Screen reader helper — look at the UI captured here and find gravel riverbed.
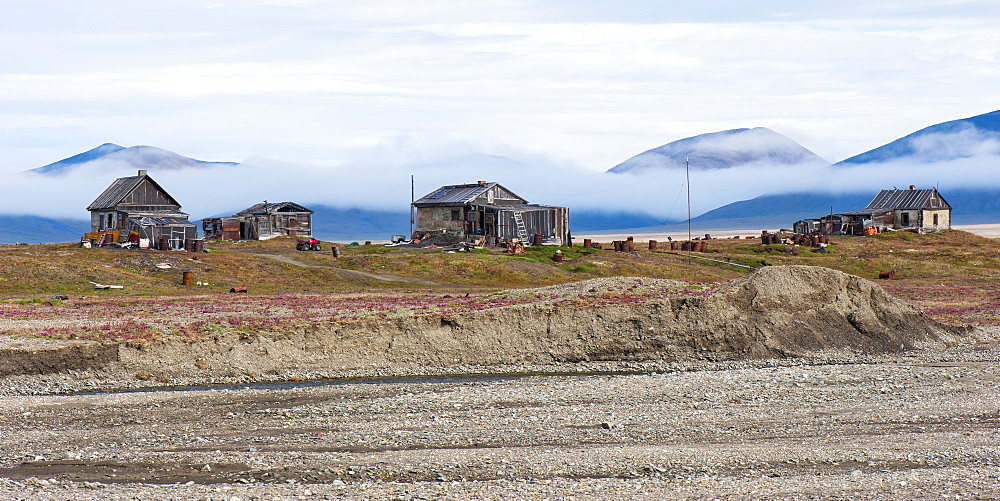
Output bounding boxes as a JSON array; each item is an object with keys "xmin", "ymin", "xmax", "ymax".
[{"xmin": 1, "ymin": 333, "xmax": 998, "ymax": 500}]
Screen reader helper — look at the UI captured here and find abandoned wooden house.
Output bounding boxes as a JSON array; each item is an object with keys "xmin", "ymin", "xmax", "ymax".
[
  {"xmin": 412, "ymin": 181, "xmax": 570, "ymax": 246},
  {"xmin": 202, "ymin": 201, "xmax": 314, "ymax": 241},
  {"xmin": 86, "ymin": 169, "xmax": 197, "ymax": 249},
  {"xmin": 794, "ymin": 186, "xmax": 952, "ymax": 235}
]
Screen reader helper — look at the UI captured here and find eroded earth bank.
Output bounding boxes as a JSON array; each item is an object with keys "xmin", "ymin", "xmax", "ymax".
[{"xmin": 1, "ymin": 265, "xmax": 998, "ymax": 499}]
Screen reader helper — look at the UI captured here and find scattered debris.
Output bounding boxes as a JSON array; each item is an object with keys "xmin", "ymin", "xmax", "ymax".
[
  {"xmin": 506, "ymin": 239, "xmax": 525, "ymax": 254},
  {"xmin": 89, "ymin": 281, "xmax": 124, "ymax": 290}
]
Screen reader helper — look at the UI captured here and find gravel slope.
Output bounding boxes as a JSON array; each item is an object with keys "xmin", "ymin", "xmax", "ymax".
[{"xmin": 0, "ymin": 336, "xmax": 997, "ymax": 500}]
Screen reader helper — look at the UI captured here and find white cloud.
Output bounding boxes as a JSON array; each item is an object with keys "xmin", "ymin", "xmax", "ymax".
[
  {"xmin": 5, "ymin": 135, "xmax": 999, "ymax": 227},
  {"xmin": 1, "ymin": 0, "xmax": 1000, "ymax": 218},
  {"xmin": 907, "ymin": 128, "xmax": 1000, "ymax": 160}
]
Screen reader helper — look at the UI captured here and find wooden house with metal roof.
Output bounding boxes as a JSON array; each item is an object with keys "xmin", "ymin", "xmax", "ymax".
[
  {"xmin": 794, "ymin": 186, "xmax": 951, "ymax": 235},
  {"xmin": 203, "ymin": 201, "xmax": 314, "ymax": 241},
  {"xmin": 86, "ymin": 169, "xmax": 197, "ymax": 249},
  {"xmin": 412, "ymin": 181, "xmax": 570, "ymax": 246}
]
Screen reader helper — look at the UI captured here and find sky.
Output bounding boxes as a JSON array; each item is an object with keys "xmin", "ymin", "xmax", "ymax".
[{"xmin": 2, "ymin": 0, "xmax": 999, "ymax": 220}]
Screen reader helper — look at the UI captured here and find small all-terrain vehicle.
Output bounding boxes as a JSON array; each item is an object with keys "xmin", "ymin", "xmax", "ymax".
[{"xmin": 296, "ymin": 238, "xmax": 322, "ymax": 251}]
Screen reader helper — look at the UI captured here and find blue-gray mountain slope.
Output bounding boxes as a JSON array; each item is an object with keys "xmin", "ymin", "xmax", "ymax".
[
  {"xmin": 0, "ymin": 216, "xmax": 90, "ymax": 244},
  {"xmin": 836, "ymin": 109, "xmax": 1000, "ymax": 165},
  {"xmin": 608, "ymin": 127, "xmax": 827, "ymax": 173},
  {"xmin": 29, "ymin": 143, "xmax": 239, "ymax": 175}
]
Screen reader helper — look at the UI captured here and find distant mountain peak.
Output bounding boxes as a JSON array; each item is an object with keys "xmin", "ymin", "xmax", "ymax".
[
  {"xmin": 836, "ymin": 109, "xmax": 1000, "ymax": 166},
  {"xmin": 608, "ymin": 127, "xmax": 827, "ymax": 174},
  {"xmin": 28, "ymin": 144, "xmax": 239, "ymax": 176}
]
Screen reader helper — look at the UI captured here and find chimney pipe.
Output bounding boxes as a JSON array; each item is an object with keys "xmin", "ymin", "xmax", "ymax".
[
  {"xmin": 138, "ymin": 170, "xmax": 148, "ymax": 176},
  {"xmin": 909, "ymin": 185, "xmax": 915, "ymax": 190},
  {"xmin": 477, "ymin": 180, "xmax": 486, "ymax": 184}
]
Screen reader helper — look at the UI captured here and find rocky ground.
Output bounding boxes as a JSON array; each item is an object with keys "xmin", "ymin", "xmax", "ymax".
[
  {"xmin": 0, "ymin": 334, "xmax": 998, "ymax": 500},
  {"xmin": 1, "ymin": 267, "xmax": 998, "ymax": 500}
]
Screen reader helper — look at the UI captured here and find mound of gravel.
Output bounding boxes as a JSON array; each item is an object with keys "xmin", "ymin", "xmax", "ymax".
[
  {"xmin": 0, "ymin": 266, "xmax": 975, "ymax": 379},
  {"xmin": 680, "ymin": 265, "xmax": 971, "ymax": 358}
]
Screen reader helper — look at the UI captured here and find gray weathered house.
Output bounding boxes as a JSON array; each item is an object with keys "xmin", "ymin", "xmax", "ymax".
[
  {"xmin": 413, "ymin": 181, "xmax": 570, "ymax": 246},
  {"xmin": 203, "ymin": 201, "xmax": 314, "ymax": 241},
  {"xmin": 794, "ymin": 186, "xmax": 952, "ymax": 235},
  {"xmin": 86, "ymin": 170, "xmax": 197, "ymax": 249}
]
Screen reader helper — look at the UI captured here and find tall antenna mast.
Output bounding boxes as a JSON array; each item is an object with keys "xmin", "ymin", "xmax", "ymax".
[
  {"xmin": 410, "ymin": 175, "xmax": 415, "ymax": 238},
  {"xmin": 686, "ymin": 157, "xmax": 692, "ymax": 245}
]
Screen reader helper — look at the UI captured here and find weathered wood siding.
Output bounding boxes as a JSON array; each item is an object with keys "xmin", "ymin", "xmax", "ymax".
[{"xmin": 117, "ymin": 179, "xmax": 180, "ymax": 210}]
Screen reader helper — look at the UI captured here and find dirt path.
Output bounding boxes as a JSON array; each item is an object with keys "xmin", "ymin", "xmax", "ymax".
[{"xmin": 255, "ymin": 253, "xmax": 458, "ymax": 286}]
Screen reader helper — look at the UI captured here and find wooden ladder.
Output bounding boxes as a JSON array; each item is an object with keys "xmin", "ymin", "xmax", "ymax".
[{"xmin": 512, "ymin": 212, "xmax": 529, "ymax": 243}]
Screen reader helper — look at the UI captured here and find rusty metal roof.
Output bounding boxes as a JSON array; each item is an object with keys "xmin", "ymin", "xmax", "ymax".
[
  {"xmin": 480, "ymin": 203, "xmax": 564, "ymax": 211},
  {"xmin": 865, "ymin": 189, "xmax": 951, "ymax": 210},
  {"xmin": 87, "ymin": 176, "xmax": 144, "ymax": 211},
  {"xmin": 839, "ymin": 208, "xmax": 893, "ymax": 217},
  {"xmin": 413, "ymin": 182, "xmax": 533, "ymax": 206},
  {"xmin": 236, "ymin": 201, "xmax": 313, "ymax": 215},
  {"xmin": 414, "ymin": 182, "xmax": 498, "ymax": 205},
  {"xmin": 86, "ymin": 173, "xmax": 181, "ymax": 211}
]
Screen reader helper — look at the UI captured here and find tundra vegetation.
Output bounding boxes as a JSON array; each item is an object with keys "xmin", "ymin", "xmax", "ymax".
[{"xmin": 0, "ymin": 230, "xmax": 998, "ymax": 343}]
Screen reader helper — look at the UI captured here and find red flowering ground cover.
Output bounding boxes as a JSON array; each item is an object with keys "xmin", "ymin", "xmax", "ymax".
[
  {"xmin": 1, "ymin": 278, "xmax": 719, "ymax": 342},
  {"xmin": 882, "ymin": 279, "xmax": 1000, "ymax": 327}
]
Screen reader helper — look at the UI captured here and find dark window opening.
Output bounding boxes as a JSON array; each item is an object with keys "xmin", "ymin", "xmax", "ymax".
[
  {"xmin": 933, "ymin": 214, "xmax": 939, "ymax": 225},
  {"xmin": 451, "ymin": 210, "xmax": 460, "ymax": 221},
  {"xmin": 901, "ymin": 213, "xmax": 910, "ymax": 226}
]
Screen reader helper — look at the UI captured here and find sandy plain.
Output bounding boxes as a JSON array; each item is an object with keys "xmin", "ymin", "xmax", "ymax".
[{"xmin": 575, "ymin": 223, "xmax": 1000, "ymax": 242}]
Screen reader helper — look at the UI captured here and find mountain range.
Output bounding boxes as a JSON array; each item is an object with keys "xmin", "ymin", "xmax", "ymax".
[
  {"xmin": 30, "ymin": 143, "xmax": 238, "ymax": 175},
  {"xmin": 836, "ymin": 110, "xmax": 1000, "ymax": 166},
  {"xmin": 608, "ymin": 127, "xmax": 827, "ymax": 173},
  {"xmin": 2, "ymin": 109, "xmax": 999, "ymax": 243}
]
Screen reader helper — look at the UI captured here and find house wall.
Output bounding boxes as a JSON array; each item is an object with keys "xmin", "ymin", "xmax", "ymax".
[
  {"xmin": 921, "ymin": 209, "xmax": 951, "ymax": 230},
  {"xmin": 258, "ymin": 213, "xmax": 312, "ymax": 239},
  {"xmin": 126, "ymin": 222, "xmax": 196, "ymax": 250},
  {"xmin": 416, "ymin": 206, "xmax": 466, "ymax": 233},
  {"xmin": 90, "ymin": 211, "xmax": 128, "ymax": 232},
  {"xmin": 205, "ymin": 212, "xmax": 313, "ymax": 241},
  {"xmin": 496, "ymin": 208, "xmax": 569, "ymax": 246},
  {"xmin": 892, "ymin": 209, "xmax": 919, "ymax": 228},
  {"xmin": 417, "ymin": 204, "xmax": 569, "ymax": 245}
]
